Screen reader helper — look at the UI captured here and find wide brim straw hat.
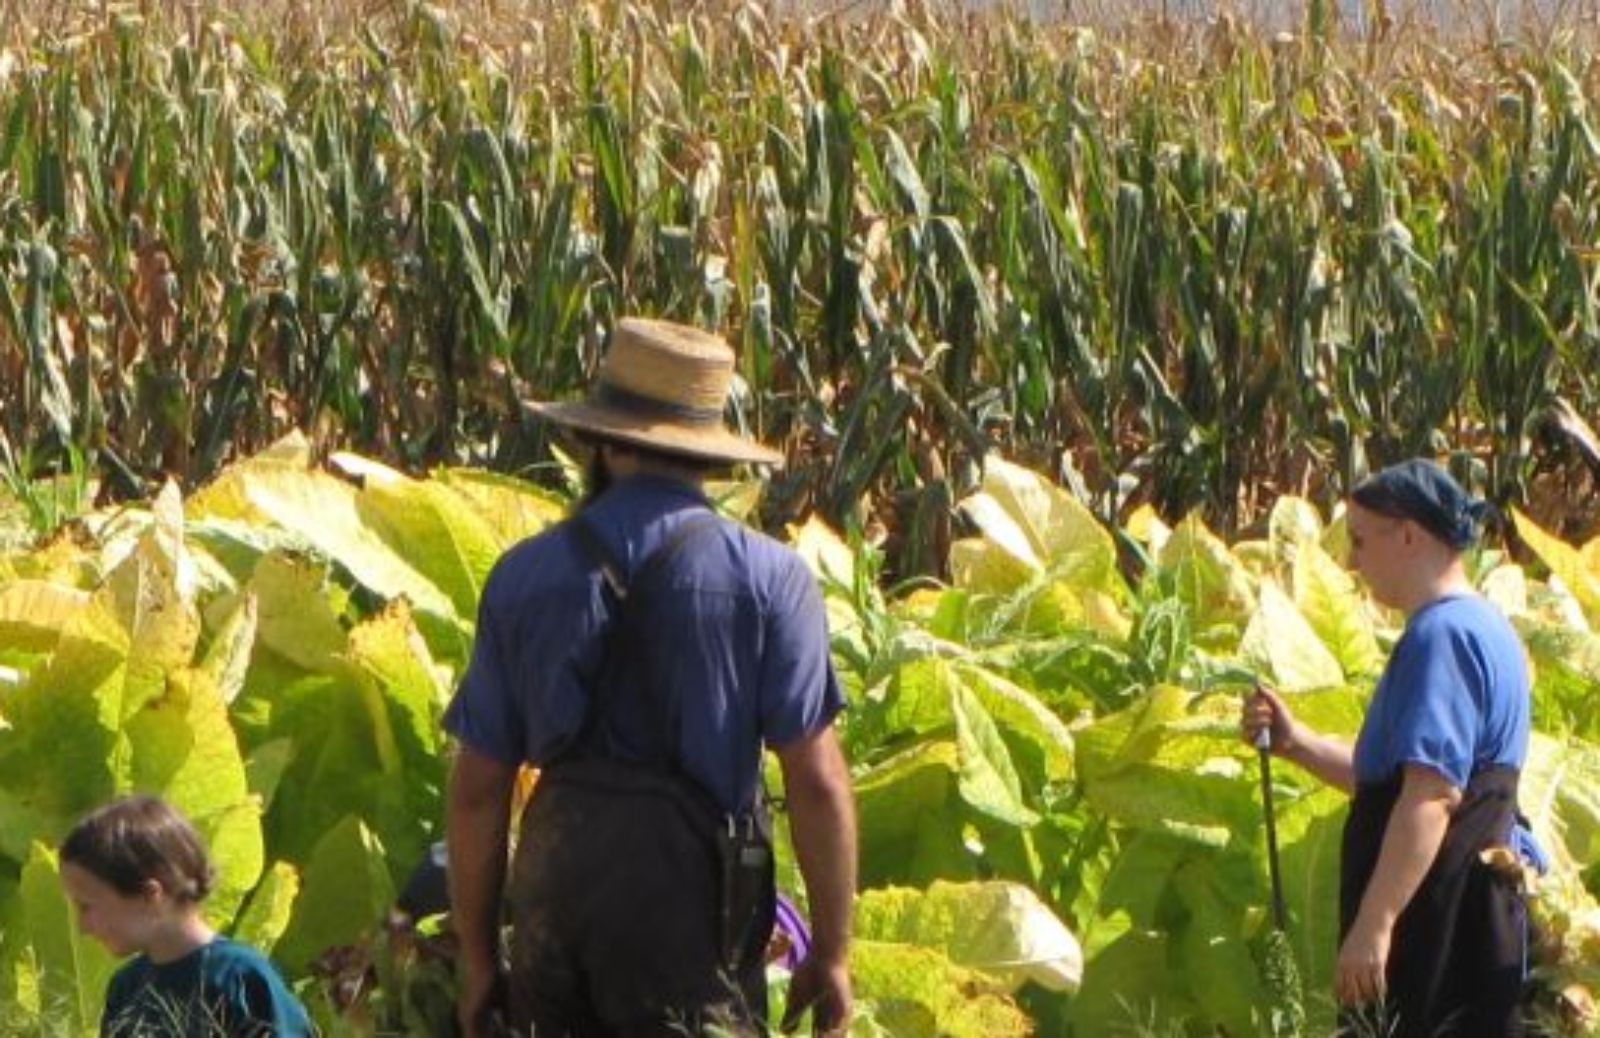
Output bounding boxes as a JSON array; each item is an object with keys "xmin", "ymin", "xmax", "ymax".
[{"xmin": 524, "ymin": 318, "xmax": 785, "ymax": 467}]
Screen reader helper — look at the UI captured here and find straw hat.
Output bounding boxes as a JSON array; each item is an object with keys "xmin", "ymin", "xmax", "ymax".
[{"xmin": 524, "ymin": 318, "xmax": 784, "ymax": 467}]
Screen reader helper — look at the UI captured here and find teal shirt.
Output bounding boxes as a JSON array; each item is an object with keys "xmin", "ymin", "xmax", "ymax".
[{"xmin": 101, "ymin": 937, "xmax": 312, "ymax": 1037}]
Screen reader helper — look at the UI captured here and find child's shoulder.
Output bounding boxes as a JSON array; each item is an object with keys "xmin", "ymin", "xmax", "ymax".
[
  {"xmin": 203, "ymin": 938, "xmax": 313, "ymax": 1032},
  {"xmin": 203, "ymin": 937, "xmax": 286, "ymax": 980}
]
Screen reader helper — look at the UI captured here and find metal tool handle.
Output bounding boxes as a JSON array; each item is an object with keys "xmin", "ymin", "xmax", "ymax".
[{"xmin": 1256, "ymin": 717, "xmax": 1288, "ymax": 932}]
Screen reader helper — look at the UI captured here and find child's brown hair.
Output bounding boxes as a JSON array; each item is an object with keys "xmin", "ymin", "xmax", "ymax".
[{"xmin": 61, "ymin": 795, "xmax": 215, "ymax": 903}]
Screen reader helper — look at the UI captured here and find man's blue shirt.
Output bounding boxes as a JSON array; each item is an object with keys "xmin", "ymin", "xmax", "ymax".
[
  {"xmin": 443, "ymin": 474, "xmax": 845, "ymax": 813},
  {"xmin": 1353, "ymin": 594, "xmax": 1530, "ymax": 789}
]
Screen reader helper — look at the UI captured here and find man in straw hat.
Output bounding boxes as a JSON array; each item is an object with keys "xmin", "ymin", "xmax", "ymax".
[{"xmin": 445, "ymin": 318, "xmax": 856, "ymax": 1037}]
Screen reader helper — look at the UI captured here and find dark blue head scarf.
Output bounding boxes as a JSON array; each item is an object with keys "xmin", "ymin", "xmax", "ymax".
[{"xmin": 1350, "ymin": 459, "xmax": 1491, "ymax": 551}]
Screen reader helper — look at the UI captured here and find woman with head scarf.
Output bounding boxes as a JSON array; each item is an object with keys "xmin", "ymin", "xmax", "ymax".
[{"xmin": 1241, "ymin": 458, "xmax": 1533, "ymax": 1036}]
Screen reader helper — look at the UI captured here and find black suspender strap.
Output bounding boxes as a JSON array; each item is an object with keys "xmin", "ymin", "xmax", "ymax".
[{"xmin": 567, "ymin": 510, "xmax": 723, "ymax": 770}]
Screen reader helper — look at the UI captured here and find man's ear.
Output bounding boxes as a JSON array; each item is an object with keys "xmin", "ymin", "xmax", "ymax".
[{"xmin": 140, "ymin": 878, "xmax": 165, "ymax": 903}]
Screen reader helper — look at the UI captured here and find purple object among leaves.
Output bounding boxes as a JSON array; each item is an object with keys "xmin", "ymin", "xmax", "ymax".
[{"xmin": 772, "ymin": 894, "xmax": 811, "ymax": 970}]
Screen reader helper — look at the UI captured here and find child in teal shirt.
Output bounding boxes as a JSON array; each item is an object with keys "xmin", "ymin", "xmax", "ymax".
[{"xmin": 60, "ymin": 795, "xmax": 312, "ymax": 1037}]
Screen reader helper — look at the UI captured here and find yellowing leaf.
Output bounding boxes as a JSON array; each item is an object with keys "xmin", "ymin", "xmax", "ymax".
[
  {"xmin": 124, "ymin": 665, "xmax": 262, "ymax": 920},
  {"xmin": 0, "ymin": 580, "xmax": 90, "ymax": 653},
  {"xmin": 973, "ymin": 457, "xmax": 1116, "ymax": 578},
  {"xmin": 199, "ymin": 462, "xmax": 459, "ymax": 625},
  {"xmin": 1240, "ymin": 582, "xmax": 1346, "ymax": 692},
  {"xmin": 1268, "ymin": 495, "xmax": 1323, "ymax": 573},
  {"xmin": 358, "ymin": 477, "xmax": 504, "ymax": 619},
  {"xmin": 232, "ymin": 861, "xmax": 300, "ymax": 954},
  {"xmin": 855, "ymin": 880, "xmax": 1083, "ymax": 993},
  {"xmin": 1514, "ymin": 509, "xmax": 1600, "ymax": 627},
  {"xmin": 850, "ymin": 939, "xmax": 1033, "ymax": 1038},
  {"xmin": 1159, "ymin": 515, "xmax": 1257, "ymax": 630},
  {"xmin": 1294, "ymin": 542, "xmax": 1383, "ymax": 681},
  {"xmin": 792, "ymin": 514, "xmax": 856, "ymax": 588},
  {"xmin": 433, "ymin": 468, "xmax": 565, "ymax": 546},
  {"xmin": 242, "ymin": 553, "xmax": 348, "ymax": 673}
]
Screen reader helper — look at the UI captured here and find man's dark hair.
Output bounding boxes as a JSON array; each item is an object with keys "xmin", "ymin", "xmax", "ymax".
[
  {"xmin": 579, "ymin": 435, "xmax": 724, "ymax": 507},
  {"xmin": 61, "ymin": 795, "xmax": 215, "ymax": 903}
]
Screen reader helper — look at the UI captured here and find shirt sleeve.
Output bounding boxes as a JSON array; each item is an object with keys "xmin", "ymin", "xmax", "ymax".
[
  {"xmin": 442, "ymin": 571, "xmax": 526, "ymax": 766},
  {"xmin": 1381, "ymin": 623, "xmax": 1483, "ymax": 789},
  {"xmin": 758, "ymin": 554, "xmax": 846, "ymax": 749}
]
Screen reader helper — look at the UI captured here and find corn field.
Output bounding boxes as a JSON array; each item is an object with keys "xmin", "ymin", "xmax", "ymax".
[{"xmin": 2, "ymin": 0, "xmax": 1599, "ymax": 574}]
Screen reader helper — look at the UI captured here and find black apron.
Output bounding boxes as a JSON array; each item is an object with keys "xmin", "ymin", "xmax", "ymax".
[{"xmin": 1338, "ymin": 766, "xmax": 1527, "ymax": 1037}]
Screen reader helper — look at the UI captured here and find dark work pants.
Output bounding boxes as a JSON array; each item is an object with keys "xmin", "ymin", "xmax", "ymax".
[{"xmin": 505, "ymin": 768, "xmax": 769, "ymax": 1038}]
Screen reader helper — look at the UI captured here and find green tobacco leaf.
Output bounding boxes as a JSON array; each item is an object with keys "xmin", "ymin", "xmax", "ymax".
[
  {"xmin": 850, "ymin": 939, "xmax": 1033, "ymax": 1038},
  {"xmin": 1239, "ymin": 582, "xmax": 1345, "ymax": 692},
  {"xmin": 232, "ymin": 861, "xmax": 301, "ymax": 955},
  {"xmin": 259, "ymin": 666, "xmax": 431, "ymax": 880},
  {"xmin": 1076, "ymin": 687, "xmax": 1260, "ymax": 846},
  {"xmin": 853, "ymin": 741, "xmax": 975, "ymax": 887},
  {"xmin": 1276, "ymin": 788, "xmax": 1347, "ymax": 1031},
  {"xmin": 1294, "ymin": 543, "xmax": 1384, "ymax": 682},
  {"xmin": 124, "ymin": 666, "xmax": 263, "ymax": 920},
  {"xmin": 881, "ymin": 658, "xmax": 1071, "ymax": 825},
  {"xmin": 951, "ymin": 681, "xmax": 1037, "ymax": 827},
  {"xmin": 855, "ymin": 880, "xmax": 1082, "ymax": 992},
  {"xmin": 1075, "ymin": 684, "xmax": 1190, "ymax": 786},
  {"xmin": 345, "ymin": 601, "xmax": 449, "ymax": 753},
  {"xmin": 20, "ymin": 842, "xmax": 117, "ymax": 1033},
  {"xmin": 1068, "ymin": 928, "xmax": 1194, "ymax": 1033},
  {"xmin": 1519, "ymin": 616, "xmax": 1600, "ymax": 737},
  {"xmin": 1171, "ymin": 853, "xmax": 1267, "ymax": 1034},
  {"xmin": 953, "ymin": 661, "xmax": 1074, "ymax": 789},
  {"xmin": 201, "ymin": 592, "xmax": 259, "ymax": 706},
  {"xmin": 0, "ymin": 580, "xmax": 90, "ymax": 653},
  {"xmin": 275, "ymin": 815, "xmax": 395, "ymax": 974},
  {"xmin": 342, "ymin": 601, "xmax": 449, "ymax": 844},
  {"xmin": 0, "ymin": 599, "xmax": 128, "ymax": 860},
  {"xmin": 0, "ymin": 878, "xmax": 42, "ymax": 1023},
  {"xmin": 244, "ymin": 738, "xmax": 295, "ymax": 815},
  {"xmin": 1092, "ymin": 833, "xmax": 1184, "ymax": 946}
]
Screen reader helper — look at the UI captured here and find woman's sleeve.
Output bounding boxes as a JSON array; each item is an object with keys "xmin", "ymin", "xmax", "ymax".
[{"xmin": 1380, "ymin": 623, "xmax": 1483, "ymax": 790}]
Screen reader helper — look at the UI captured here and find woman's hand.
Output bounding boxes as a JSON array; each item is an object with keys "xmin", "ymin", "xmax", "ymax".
[
  {"xmin": 1240, "ymin": 686, "xmax": 1299, "ymax": 757},
  {"xmin": 1335, "ymin": 913, "xmax": 1392, "ymax": 1007}
]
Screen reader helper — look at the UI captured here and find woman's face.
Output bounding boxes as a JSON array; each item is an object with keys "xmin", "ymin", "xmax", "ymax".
[{"xmin": 1346, "ymin": 503, "xmax": 1414, "ymax": 610}]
